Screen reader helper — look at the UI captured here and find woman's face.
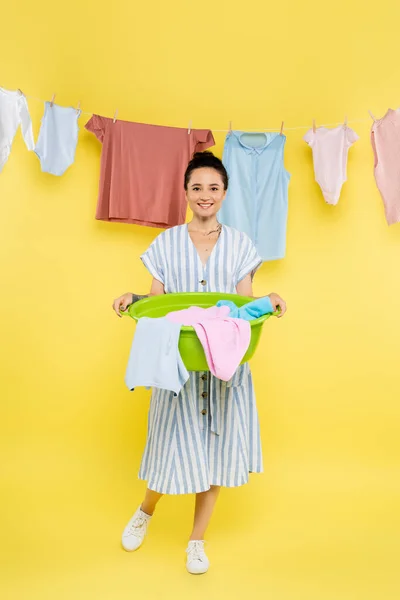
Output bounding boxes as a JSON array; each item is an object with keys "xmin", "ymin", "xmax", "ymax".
[{"xmin": 186, "ymin": 168, "xmax": 227, "ymax": 219}]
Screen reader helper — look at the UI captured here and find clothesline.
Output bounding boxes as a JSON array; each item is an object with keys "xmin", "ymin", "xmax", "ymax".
[
  {"xmin": 26, "ymin": 95, "xmax": 93, "ymax": 118},
  {"xmin": 22, "ymin": 91, "xmax": 373, "ymax": 132},
  {"xmin": 212, "ymin": 119, "xmax": 370, "ymax": 132},
  {"xmin": 3, "ymin": 83, "xmax": 397, "ymax": 232}
]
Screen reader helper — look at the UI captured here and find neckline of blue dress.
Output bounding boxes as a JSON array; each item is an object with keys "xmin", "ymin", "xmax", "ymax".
[{"xmin": 232, "ymin": 130, "xmax": 281, "ymax": 154}]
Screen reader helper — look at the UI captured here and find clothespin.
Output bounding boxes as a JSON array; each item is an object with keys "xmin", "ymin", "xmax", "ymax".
[
  {"xmin": 188, "ymin": 120, "xmax": 192, "ymax": 135},
  {"xmin": 280, "ymin": 121, "xmax": 284, "ymax": 136},
  {"xmin": 344, "ymin": 115, "xmax": 348, "ymax": 128},
  {"xmin": 229, "ymin": 121, "xmax": 233, "ymax": 133},
  {"xmin": 312, "ymin": 119, "xmax": 316, "ymax": 133},
  {"xmin": 76, "ymin": 101, "xmax": 81, "ymax": 114},
  {"xmin": 368, "ymin": 110, "xmax": 376, "ymax": 122},
  {"xmin": 17, "ymin": 88, "xmax": 23, "ymax": 96},
  {"xmin": 113, "ymin": 109, "xmax": 118, "ymax": 123},
  {"xmin": 50, "ymin": 94, "xmax": 56, "ymax": 107}
]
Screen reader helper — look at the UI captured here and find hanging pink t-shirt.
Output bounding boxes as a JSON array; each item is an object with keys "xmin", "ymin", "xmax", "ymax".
[{"xmin": 85, "ymin": 115, "xmax": 215, "ymax": 228}]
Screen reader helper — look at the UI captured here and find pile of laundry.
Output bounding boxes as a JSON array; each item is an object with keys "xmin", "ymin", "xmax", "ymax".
[{"xmin": 125, "ymin": 297, "xmax": 273, "ymax": 394}]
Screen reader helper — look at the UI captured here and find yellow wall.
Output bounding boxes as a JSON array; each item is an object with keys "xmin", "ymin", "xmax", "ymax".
[{"xmin": 1, "ymin": 1, "xmax": 399, "ymax": 599}]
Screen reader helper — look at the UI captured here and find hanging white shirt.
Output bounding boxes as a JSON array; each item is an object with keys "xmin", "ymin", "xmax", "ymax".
[{"xmin": 0, "ymin": 88, "xmax": 34, "ymax": 172}]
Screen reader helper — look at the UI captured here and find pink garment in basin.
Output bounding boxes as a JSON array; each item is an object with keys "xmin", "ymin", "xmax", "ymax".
[{"xmin": 166, "ymin": 306, "xmax": 251, "ymax": 381}]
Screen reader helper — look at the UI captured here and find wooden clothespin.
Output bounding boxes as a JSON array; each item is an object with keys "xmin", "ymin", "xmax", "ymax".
[
  {"xmin": 368, "ymin": 110, "xmax": 376, "ymax": 122},
  {"xmin": 312, "ymin": 119, "xmax": 316, "ymax": 133},
  {"xmin": 17, "ymin": 88, "xmax": 23, "ymax": 96},
  {"xmin": 229, "ymin": 121, "xmax": 233, "ymax": 133},
  {"xmin": 113, "ymin": 109, "xmax": 118, "ymax": 123},
  {"xmin": 76, "ymin": 101, "xmax": 81, "ymax": 114},
  {"xmin": 344, "ymin": 115, "xmax": 348, "ymax": 128},
  {"xmin": 50, "ymin": 94, "xmax": 56, "ymax": 107},
  {"xmin": 188, "ymin": 120, "xmax": 192, "ymax": 135},
  {"xmin": 280, "ymin": 121, "xmax": 284, "ymax": 136}
]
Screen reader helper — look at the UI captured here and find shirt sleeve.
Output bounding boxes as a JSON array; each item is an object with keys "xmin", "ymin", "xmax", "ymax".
[
  {"xmin": 85, "ymin": 114, "xmax": 105, "ymax": 143},
  {"xmin": 346, "ymin": 127, "xmax": 359, "ymax": 146},
  {"xmin": 236, "ymin": 233, "xmax": 263, "ymax": 283},
  {"xmin": 194, "ymin": 129, "xmax": 215, "ymax": 151},
  {"xmin": 18, "ymin": 96, "xmax": 35, "ymax": 150},
  {"xmin": 303, "ymin": 128, "xmax": 314, "ymax": 146},
  {"xmin": 140, "ymin": 234, "xmax": 165, "ymax": 284}
]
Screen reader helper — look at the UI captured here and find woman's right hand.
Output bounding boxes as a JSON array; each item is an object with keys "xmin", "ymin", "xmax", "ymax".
[{"xmin": 112, "ymin": 293, "xmax": 133, "ymax": 318}]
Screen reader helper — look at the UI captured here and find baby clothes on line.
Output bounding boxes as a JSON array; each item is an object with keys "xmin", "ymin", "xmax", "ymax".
[
  {"xmin": 85, "ymin": 115, "xmax": 215, "ymax": 228},
  {"xmin": 35, "ymin": 102, "xmax": 81, "ymax": 176},
  {"xmin": 218, "ymin": 131, "xmax": 290, "ymax": 262},
  {"xmin": 0, "ymin": 87, "xmax": 34, "ymax": 172},
  {"xmin": 371, "ymin": 109, "xmax": 400, "ymax": 225},
  {"xmin": 167, "ymin": 305, "xmax": 250, "ymax": 381},
  {"xmin": 125, "ymin": 317, "xmax": 189, "ymax": 396},
  {"xmin": 304, "ymin": 125, "xmax": 358, "ymax": 205},
  {"xmin": 216, "ymin": 296, "xmax": 273, "ymax": 321}
]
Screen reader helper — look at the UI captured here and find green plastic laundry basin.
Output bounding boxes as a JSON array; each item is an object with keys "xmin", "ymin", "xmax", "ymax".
[{"xmin": 122, "ymin": 292, "xmax": 275, "ymax": 372}]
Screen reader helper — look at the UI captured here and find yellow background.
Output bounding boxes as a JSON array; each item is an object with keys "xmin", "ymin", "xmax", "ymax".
[{"xmin": 1, "ymin": 1, "xmax": 399, "ymax": 598}]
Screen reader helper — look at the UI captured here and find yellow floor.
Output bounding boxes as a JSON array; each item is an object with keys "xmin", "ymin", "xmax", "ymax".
[{"xmin": 2, "ymin": 399, "xmax": 399, "ymax": 600}]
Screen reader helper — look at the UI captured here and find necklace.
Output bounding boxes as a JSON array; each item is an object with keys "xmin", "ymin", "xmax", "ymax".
[
  {"xmin": 188, "ymin": 223, "xmax": 222, "ymax": 255},
  {"xmin": 188, "ymin": 223, "xmax": 222, "ymax": 237}
]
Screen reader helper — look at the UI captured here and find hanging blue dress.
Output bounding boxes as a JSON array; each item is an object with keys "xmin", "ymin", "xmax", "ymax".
[{"xmin": 219, "ymin": 131, "xmax": 291, "ymax": 261}]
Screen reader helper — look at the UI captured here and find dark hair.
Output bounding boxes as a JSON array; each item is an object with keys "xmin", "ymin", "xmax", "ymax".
[{"xmin": 184, "ymin": 151, "xmax": 229, "ymax": 191}]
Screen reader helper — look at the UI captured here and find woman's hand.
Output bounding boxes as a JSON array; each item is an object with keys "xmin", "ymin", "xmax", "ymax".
[
  {"xmin": 112, "ymin": 293, "xmax": 134, "ymax": 318},
  {"xmin": 268, "ymin": 293, "xmax": 287, "ymax": 318},
  {"xmin": 112, "ymin": 280, "xmax": 164, "ymax": 318}
]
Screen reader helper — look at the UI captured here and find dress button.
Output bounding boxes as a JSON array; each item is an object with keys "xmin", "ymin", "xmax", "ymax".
[
  {"xmin": 200, "ymin": 280, "xmax": 207, "ymax": 286},
  {"xmin": 201, "ymin": 392, "xmax": 208, "ymax": 398},
  {"xmin": 201, "ymin": 374, "xmax": 207, "ymax": 381},
  {"xmin": 201, "ymin": 409, "xmax": 207, "ymax": 415}
]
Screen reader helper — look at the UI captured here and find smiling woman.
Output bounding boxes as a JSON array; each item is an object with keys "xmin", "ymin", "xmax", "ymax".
[
  {"xmin": 111, "ymin": 150, "xmax": 287, "ymax": 575},
  {"xmin": 182, "ymin": 153, "xmax": 285, "ymax": 302},
  {"xmin": 185, "ymin": 152, "xmax": 228, "ymax": 264},
  {"xmin": 185, "ymin": 152, "xmax": 228, "ymax": 265}
]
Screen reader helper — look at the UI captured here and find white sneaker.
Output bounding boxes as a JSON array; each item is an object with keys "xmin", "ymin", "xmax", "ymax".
[
  {"xmin": 121, "ymin": 506, "xmax": 152, "ymax": 551},
  {"xmin": 186, "ymin": 540, "xmax": 209, "ymax": 574}
]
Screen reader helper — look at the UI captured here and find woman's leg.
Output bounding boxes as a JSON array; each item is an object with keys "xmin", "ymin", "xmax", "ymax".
[
  {"xmin": 141, "ymin": 488, "xmax": 163, "ymax": 516},
  {"xmin": 189, "ymin": 485, "xmax": 221, "ymax": 540},
  {"xmin": 122, "ymin": 488, "xmax": 162, "ymax": 551}
]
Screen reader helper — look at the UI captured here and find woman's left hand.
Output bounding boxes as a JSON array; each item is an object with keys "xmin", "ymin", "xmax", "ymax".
[{"xmin": 268, "ymin": 293, "xmax": 287, "ymax": 318}]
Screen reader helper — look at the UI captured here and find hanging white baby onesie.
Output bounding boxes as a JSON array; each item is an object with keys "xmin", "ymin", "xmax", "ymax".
[
  {"xmin": 304, "ymin": 125, "xmax": 358, "ymax": 205},
  {"xmin": 0, "ymin": 88, "xmax": 34, "ymax": 172},
  {"xmin": 35, "ymin": 102, "xmax": 81, "ymax": 176}
]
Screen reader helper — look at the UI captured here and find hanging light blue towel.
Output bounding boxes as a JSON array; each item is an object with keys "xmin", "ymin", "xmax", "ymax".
[
  {"xmin": 125, "ymin": 317, "xmax": 189, "ymax": 396},
  {"xmin": 216, "ymin": 296, "xmax": 273, "ymax": 321}
]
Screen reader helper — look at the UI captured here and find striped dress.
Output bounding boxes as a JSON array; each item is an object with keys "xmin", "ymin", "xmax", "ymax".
[{"xmin": 139, "ymin": 224, "xmax": 263, "ymax": 494}]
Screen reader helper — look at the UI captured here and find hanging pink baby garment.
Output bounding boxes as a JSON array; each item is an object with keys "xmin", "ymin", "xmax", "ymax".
[
  {"xmin": 304, "ymin": 125, "xmax": 358, "ymax": 205},
  {"xmin": 371, "ymin": 109, "xmax": 400, "ymax": 225},
  {"xmin": 166, "ymin": 306, "xmax": 250, "ymax": 381}
]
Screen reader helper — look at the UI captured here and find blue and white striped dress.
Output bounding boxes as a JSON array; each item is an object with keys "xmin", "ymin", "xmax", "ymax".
[{"xmin": 139, "ymin": 224, "xmax": 263, "ymax": 494}]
